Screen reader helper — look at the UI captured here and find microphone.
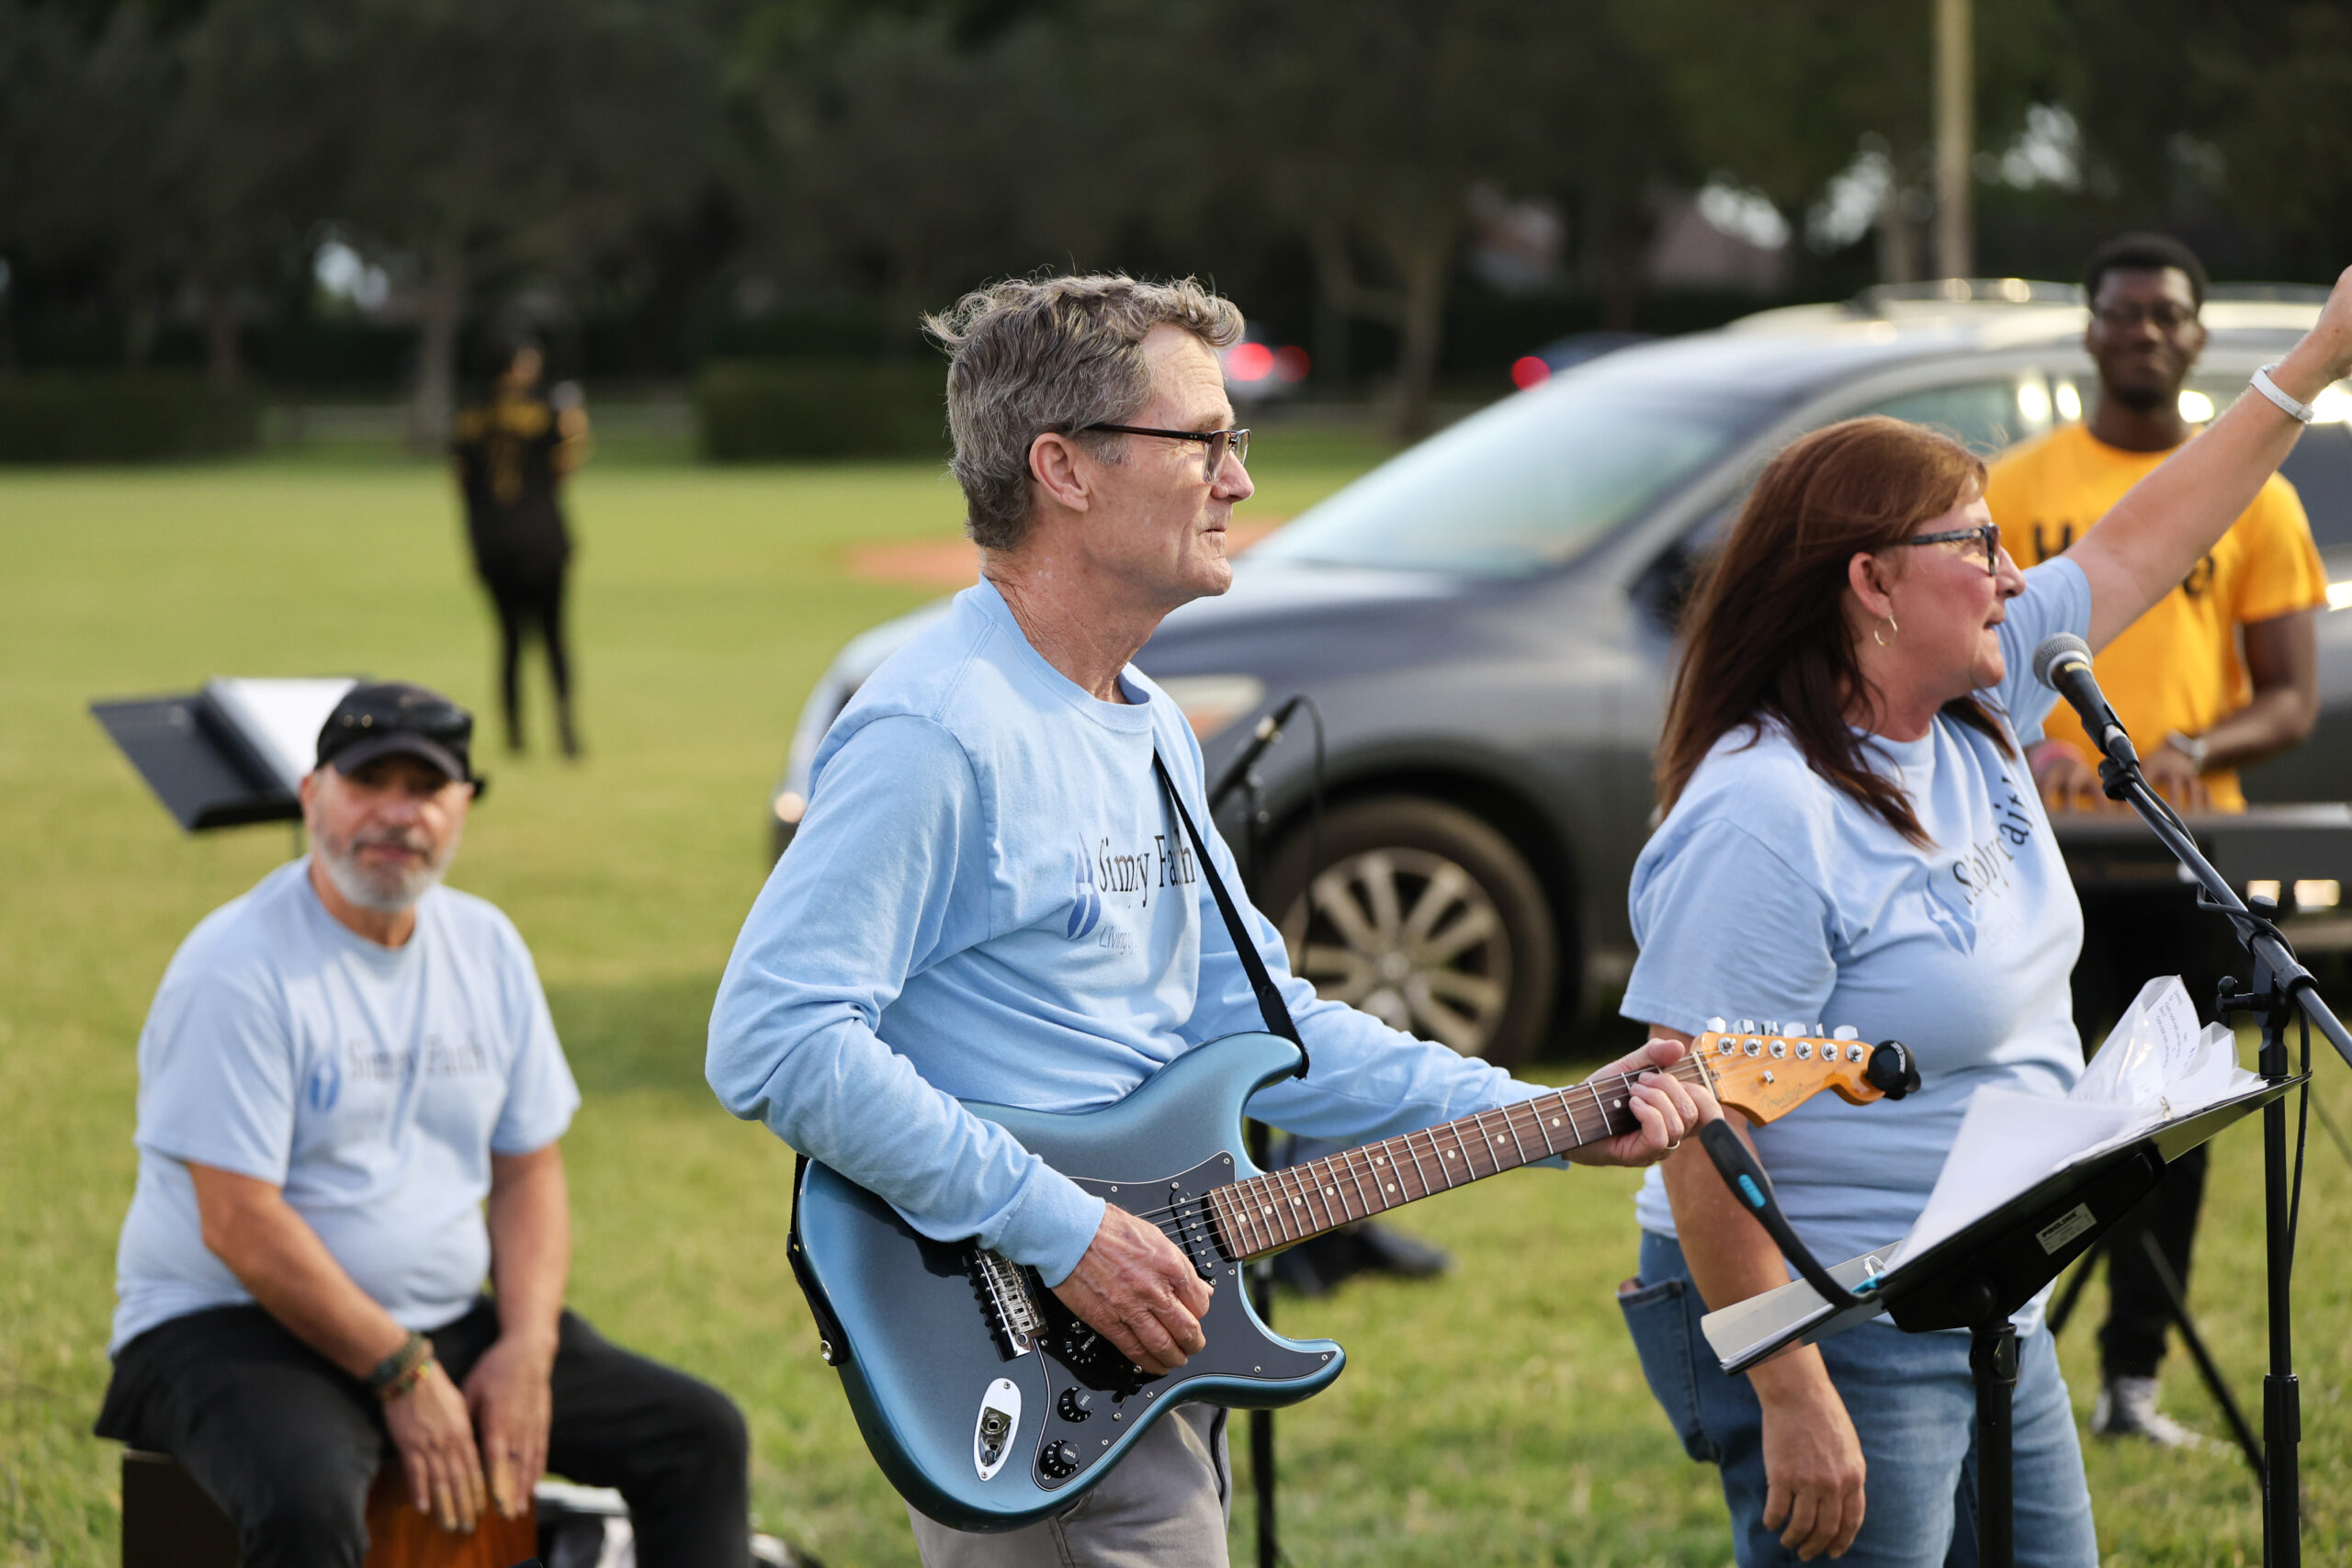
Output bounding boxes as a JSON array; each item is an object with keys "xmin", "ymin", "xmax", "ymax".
[
  {"xmin": 1207, "ymin": 694, "xmax": 1306, "ymax": 810},
  {"xmin": 2030, "ymin": 633, "xmax": 2139, "ymax": 769}
]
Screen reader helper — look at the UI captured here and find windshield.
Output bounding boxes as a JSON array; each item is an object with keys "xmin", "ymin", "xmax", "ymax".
[{"xmin": 1252, "ymin": 379, "xmax": 1772, "ymax": 577}]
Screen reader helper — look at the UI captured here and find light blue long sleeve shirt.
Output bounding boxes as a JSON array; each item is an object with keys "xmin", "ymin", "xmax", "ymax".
[{"xmin": 707, "ymin": 579, "xmax": 1557, "ymax": 1285}]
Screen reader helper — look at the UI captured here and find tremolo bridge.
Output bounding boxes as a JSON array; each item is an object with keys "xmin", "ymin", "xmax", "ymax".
[{"xmin": 970, "ymin": 1247, "xmax": 1046, "ymax": 1358}]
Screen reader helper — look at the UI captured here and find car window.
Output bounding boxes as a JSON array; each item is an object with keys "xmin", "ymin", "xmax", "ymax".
[
  {"xmin": 2279, "ymin": 420, "xmax": 2352, "ymax": 551},
  {"xmin": 1854, "ymin": 377, "xmax": 2058, "ymax": 457},
  {"xmin": 1251, "ymin": 383, "xmax": 1770, "ymax": 578}
]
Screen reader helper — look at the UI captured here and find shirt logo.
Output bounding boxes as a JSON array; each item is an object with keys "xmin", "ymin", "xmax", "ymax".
[
  {"xmin": 1067, "ymin": 847, "xmax": 1102, "ymax": 940},
  {"xmin": 307, "ymin": 1054, "xmax": 343, "ymax": 1112}
]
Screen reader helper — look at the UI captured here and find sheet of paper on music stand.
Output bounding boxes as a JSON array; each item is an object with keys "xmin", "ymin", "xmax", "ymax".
[
  {"xmin": 1703, "ymin": 976, "xmax": 2266, "ymax": 1365},
  {"xmin": 202, "ymin": 678, "xmax": 355, "ymax": 792},
  {"xmin": 1886, "ymin": 978, "xmax": 2256, "ymax": 1269}
]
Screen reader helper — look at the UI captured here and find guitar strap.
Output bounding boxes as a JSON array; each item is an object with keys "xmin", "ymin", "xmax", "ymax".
[
  {"xmin": 783, "ymin": 746, "xmax": 1313, "ymax": 1366},
  {"xmin": 1152, "ymin": 749, "xmax": 1309, "ymax": 1078}
]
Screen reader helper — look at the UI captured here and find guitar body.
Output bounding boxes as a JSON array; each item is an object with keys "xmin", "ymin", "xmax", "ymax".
[{"xmin": 793, "ymin": 1032, "xmax": 1343, "ymax": 1533}]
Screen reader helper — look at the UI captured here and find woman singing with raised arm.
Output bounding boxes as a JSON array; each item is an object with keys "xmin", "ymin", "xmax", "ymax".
[{"xmin": 1616, "ymin": 269, "xmax": 2352, "ymax": 1567}]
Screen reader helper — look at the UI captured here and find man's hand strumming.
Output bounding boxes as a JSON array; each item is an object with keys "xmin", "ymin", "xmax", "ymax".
[
  {"xmin": 1051, "ymin": 1203, "xmax": 1215, "ymax": 1375},
  {"xmin": 384, "ymin": 1359, "xmax": 488, "ymax": 1533}
]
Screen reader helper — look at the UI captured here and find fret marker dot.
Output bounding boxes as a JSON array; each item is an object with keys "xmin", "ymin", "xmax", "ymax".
[
  {"xmin": 1550, "ymin": 1118, "xmax": 1559, "ymax": 1127},
  {"xmin": 1385, "ymin": 1183, "xmax": 1396, "ymax": 1193},
  {"xmin": 1613, "ymin": 1099, "xmax": 1624, "ymax": 1109},
  {"xmin": 1444, "ymin": 1151, "xmax": 1455, "ymax": 1160}
]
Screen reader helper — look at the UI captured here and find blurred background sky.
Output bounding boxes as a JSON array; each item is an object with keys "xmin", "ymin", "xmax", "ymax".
[{"xmin": 2, "ymin": 0, "xmax": 2348, "ymax": 453}]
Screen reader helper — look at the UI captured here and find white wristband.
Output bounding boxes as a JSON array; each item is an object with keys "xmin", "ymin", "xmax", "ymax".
[{"xmin": 2250, "ymin": 365, "xmax": 2315, "ymax": 424}]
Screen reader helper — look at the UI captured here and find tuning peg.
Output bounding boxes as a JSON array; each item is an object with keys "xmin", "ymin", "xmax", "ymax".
[
  {"xmin": 1811, "ymin": 1024, "xmax": 1827, "ymax": 1039},
  {"xmin": 1735, "ymin": 1018, "xmax": 1758, "ymax": 1035},
  {"xmin": 1705, "ymin": 1016, "xmax": 1727, "ymax": 1032},
  {"xmin": 1833, "ymin": 1025, "xmax": 1859, "ymax": 1041}
]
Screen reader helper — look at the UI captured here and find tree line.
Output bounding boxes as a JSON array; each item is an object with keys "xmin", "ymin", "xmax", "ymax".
[{"xmin": 3, "ymin": 0, "xmax": 2346, "ymax": 439}]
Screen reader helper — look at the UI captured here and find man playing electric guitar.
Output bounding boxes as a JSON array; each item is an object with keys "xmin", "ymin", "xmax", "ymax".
[{"xmin": 707, "ymin": 273, "xmax": 1712, "ymax": 1566}]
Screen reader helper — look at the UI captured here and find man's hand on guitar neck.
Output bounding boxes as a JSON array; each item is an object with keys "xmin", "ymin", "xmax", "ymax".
[
  {"xmin": 1564, "ymin": 1036, "xmax": 1718, "ymax": 1168},
  {"xmin": 1052, "ymin": 1204, "xmax": 1215, "ymax": 1376}
]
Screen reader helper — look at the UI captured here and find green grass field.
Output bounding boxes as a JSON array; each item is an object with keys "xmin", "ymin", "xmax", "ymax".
[{"xmin": 4, "ymin": 435, "xmax": 2350, "ymax": 1566}]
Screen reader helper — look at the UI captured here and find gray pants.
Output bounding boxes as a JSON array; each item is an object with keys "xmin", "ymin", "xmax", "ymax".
[{"xmin": 909, "ymin": 1404, "xmax": 1230, "ymax": 1567}]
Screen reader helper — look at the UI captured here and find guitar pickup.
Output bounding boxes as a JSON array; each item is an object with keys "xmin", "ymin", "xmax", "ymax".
[{"xmin": 970, "ymin": 1247, "xmax": 1046, "ymax": 1359}]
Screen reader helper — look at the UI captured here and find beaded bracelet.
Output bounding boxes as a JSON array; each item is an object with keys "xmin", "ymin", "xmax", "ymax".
[
  {"xmin": 379, "ymin": 1354, "xmax": 437, "ymax": 1403},
  {"xmin": 368, "ymin": 1330, "xmax": 433, "ymax": 1401}
]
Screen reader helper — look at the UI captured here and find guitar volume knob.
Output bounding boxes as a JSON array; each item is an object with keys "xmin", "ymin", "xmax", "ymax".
[
  {"xmin": 1039, "ymin": 1440, "xmax": 1080, "ymax": 1479},
  {"xmin": 1057, "ymin": 1388, "xmax": 1093, "ymax": 1422}
]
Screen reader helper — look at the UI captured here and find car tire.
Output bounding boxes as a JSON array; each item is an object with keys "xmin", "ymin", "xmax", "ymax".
[{"xmin": 1261, "ymin": 796, "xmax": 1558, "ymax": 1069}]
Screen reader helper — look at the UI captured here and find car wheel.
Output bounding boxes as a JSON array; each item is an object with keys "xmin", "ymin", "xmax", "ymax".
[{"xmin": 1262, "ymin": 796, "xmax": 1558, "ymax": 1069}]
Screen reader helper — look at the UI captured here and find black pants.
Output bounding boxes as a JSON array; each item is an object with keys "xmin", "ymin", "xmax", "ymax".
[
  {"xmin": 96, "ymin": 1300, "xmax": 749, "ymax": 1568},
  {"xmin": 485, "ymin": 569, "xmax": 574, "ymax": 752},
  {"xmin": 2073, "ymin": 883, "xmax": 2238, "ymax": 1381}
]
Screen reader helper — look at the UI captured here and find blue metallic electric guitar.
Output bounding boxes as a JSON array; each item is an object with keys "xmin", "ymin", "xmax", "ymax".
[{"xmin": 786, "ymin": 1019, "xmax": 1917, "ymax": 1532}]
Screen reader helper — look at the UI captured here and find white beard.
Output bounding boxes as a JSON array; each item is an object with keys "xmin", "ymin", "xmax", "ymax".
[{"xmin": 314, "ymin": 828, "xmax": 455, "ymax": 913}]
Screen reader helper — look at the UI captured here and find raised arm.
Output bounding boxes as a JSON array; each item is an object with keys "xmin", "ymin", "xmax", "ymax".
[{"xmin": 2075, "ymin": 265, "xmax": 2352, "ymax": 650}]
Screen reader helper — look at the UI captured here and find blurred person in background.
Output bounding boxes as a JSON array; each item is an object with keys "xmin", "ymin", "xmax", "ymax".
[
  {"xmin": 94, "ymin": 683, "xmax": 749, "ymax": 1568},
  {"xmin": 455, "ymin": 335, "xmax": 591, "ymax": 758},
  {"xmin": 1986, "ymin": 233, "xmax": 2327, "ymax": 1446}
]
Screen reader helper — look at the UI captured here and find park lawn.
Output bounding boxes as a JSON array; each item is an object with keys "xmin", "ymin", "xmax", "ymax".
[{"xmin": 1, "ymin": 439, "xmax": 2349, "ymax": 1566}]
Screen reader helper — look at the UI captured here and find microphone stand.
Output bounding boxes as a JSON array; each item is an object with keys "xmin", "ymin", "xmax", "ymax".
[
  {"xmin": 1208, "ymin": 696, "xmax": 1317, "ymax": 1568},
  {"xmin": 2089, "ymin": 739, "xmax": 2348, "ymax": 1568}
]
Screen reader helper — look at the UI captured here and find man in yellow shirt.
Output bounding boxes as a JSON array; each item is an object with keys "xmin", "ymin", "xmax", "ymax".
[{"xmin": 1987, "ymin": 232, "xmax": 2326, "ymax": 1447}]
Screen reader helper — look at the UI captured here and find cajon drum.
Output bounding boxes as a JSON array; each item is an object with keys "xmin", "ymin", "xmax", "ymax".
[
  {"xmin": 121, "ymin": 1449, "xmax": 537, "ymax": 1568},
  {"xmin": 365, "ymin": 1464, "xmax": 537, "ymax": 1567}
]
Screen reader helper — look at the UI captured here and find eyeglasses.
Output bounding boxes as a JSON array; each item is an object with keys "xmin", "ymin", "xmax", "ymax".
[
  {"xmin": 1891, "ymin": 522, "xmax": 2002, "ymax": 577},
  {"xmin": 2094, "ymin": 301, "xmax": 2198, "ymax": 332},
  {"xmin": 1080, "ymin": 423, "xmax": 1250, "ymax": 480}
]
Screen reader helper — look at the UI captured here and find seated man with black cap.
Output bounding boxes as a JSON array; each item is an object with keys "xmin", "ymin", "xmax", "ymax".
[{"xmin": 94, "ymin": 682, "xmax": 751, "ymax": 1568}]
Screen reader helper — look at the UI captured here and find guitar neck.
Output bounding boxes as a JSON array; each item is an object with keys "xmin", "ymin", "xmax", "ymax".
[{"xmin": 1206, "ymin": 1056, "xmax": 1715, "ymax": 1260}]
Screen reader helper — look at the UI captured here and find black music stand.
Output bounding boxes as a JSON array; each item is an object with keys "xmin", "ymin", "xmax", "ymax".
[
  {"xmin": 1701, "ymin": 1079, "xmax": 2293, "ymax": 1568},
  {"xmin": 90, "ymin": 677, "xmax": 356, "ymax": 832}
]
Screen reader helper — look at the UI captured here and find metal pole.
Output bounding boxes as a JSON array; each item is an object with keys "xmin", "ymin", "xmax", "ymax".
[
  {"xmin": 1970, "ymin": 1320, "xmax": 2017, "ymax": 1568},
  {"xmin": 1933, "ymin": 0, "xmax": 1973, "ymax": 279},
  {"xmin": 1239, "ymin": 771, "xmax": 1280, "ymax": 1568},
  {"xmin": 2253, "ymin": 934, "xmax": 2301, "ymax": 1567}
]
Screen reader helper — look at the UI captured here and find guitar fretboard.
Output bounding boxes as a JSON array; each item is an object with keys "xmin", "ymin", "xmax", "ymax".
[{"xmin": 1205, "ymin": 1056, "xmax": 1715, "ymax": 1259}]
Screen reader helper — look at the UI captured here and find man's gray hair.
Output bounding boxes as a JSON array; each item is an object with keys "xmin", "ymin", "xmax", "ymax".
[{"xmin": 925, "ymin": 274, "xmax": 1244, "ymax": 551}]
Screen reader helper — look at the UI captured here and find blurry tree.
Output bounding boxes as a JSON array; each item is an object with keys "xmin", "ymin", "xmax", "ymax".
[
  {"xmin": 1627, "ymin": 0, "xmax": 2064, "ymax": 284},
  {"xmin": 1204, "ymin": 0, "xmax": 1689, "ymax": 438},
  {"xmin": 176, "ymin": 0, "xmax": 722, "ymax": 441},
  {"xmin": 2191, "ymin": 5, "xmax": 2352, "ymax": 272},
  {"xmin": 0, "ymin": 4, "xmax": 175, "ymax": 363},
  {"xmin": 729, "ymin": 1, "xmax": 1102, "ymax": 354}
]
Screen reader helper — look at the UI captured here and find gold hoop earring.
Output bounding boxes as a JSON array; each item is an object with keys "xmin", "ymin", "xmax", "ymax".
[{"xmin": 1872, "ymin": 615, "xmax": 1897, "ymax": 648}]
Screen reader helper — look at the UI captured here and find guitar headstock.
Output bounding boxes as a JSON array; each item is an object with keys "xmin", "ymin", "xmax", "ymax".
[{"xmin": 1691, "ymin": 1016, "xmax": 1918, "ymax": 1126}]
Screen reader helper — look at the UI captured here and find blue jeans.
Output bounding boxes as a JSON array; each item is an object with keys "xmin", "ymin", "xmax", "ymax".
[{"xmin": 1619, "ymin": 1233, "xmax": 2098, "ymax": 1568}]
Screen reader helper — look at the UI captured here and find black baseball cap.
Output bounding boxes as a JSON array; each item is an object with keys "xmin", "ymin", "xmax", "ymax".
[{"xmin": 315, "ymin": 682, "xmax": 482, "ymax": 791}]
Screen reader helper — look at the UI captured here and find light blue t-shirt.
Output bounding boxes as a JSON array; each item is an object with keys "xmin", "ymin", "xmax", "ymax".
[
  {"xmin": 707, "ymin": 578, "xmax": 1565, "ymax": 1286},
  {"xmin": 111, "ymin": 860, "xmax": 581, "ymax": 1352},
  {"xmin": 1623, "ymin": 558, "xmax": 2092, "ymax": 1271}
]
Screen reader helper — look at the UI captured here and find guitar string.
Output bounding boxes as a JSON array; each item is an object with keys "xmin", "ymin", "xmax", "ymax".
[
  {"xmin": 1138, "ymin": 1059, "xmax": 1702, "ymax": 1240},
  {"xmin": 1114, "ymin": 1056, "xmax": 1727, "ymax": 1245}
]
